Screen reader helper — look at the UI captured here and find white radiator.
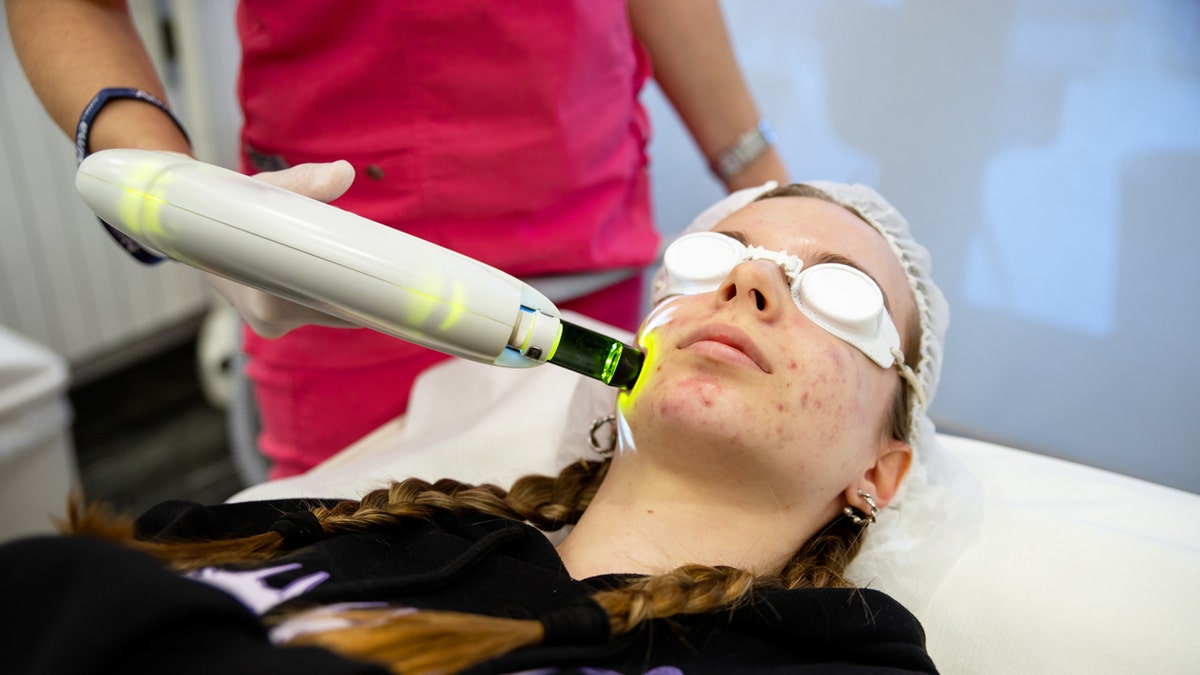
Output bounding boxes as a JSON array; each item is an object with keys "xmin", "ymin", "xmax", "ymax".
[{"xmin": 0, "ymin": 1, "xmax": 238, "ymax": 381}]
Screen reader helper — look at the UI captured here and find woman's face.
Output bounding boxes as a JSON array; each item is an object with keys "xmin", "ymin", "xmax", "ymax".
[{"xmin": 620, "ymin": 195, "xmax": 915, "ymax": 512}]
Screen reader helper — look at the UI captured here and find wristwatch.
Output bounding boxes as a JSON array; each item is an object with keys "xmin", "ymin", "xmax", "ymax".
[{"xmin": 711, "ymin": 119, "xmax": 777, "ymax": 181}]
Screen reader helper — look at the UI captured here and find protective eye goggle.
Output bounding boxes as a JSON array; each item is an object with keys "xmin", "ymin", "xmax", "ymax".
[{"xmin": 660, "ymin": 231, "xmax": 903, "ymax": 370}]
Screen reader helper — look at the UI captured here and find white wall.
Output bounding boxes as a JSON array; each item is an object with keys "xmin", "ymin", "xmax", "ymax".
[
  {"xmin": 647, "ymin": 0, "xmax": 1198, "ymax": 491},
  {"xmin": 0, "ymin": 0, "xmax": 214, "ymax": 379}
]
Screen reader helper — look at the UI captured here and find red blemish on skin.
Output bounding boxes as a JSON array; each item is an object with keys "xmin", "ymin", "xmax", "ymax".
[
  {"xmin": 800, "ymin": 393, "xmax": 809, "ymax": 409},
  {"xmin": 788, "ymin": 360, "xmax": 798, "ymax": 370},
  {"xmin": 647, "ymin": 509, "xmax": 654, "ymax": 514},
  {"xmin": 776, "ymin": 403, "xmax": 784, "ymax": 412}
]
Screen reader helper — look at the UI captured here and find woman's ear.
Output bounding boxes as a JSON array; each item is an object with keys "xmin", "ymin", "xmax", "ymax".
[{"xmin": 850, "ymin": 437, "xmax": 912, "ymax": 510}]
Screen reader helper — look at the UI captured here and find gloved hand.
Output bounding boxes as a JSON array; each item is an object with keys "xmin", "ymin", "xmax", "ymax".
[{"xmin": 202, "ymin": 160, "xmax": 358, "ymax": 338}]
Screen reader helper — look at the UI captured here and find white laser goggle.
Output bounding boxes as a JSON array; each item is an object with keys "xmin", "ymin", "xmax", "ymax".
[{"xmin": 660, "ymin": 231, "xmax": 904, "ymax": 369}]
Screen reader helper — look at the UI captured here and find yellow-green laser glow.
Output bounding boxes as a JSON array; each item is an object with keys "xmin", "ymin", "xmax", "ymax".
[
  {"xmin": 110, "ymin": 161, "xmax": 180, "ymax": 250},
  {"xmin": 549, "ymin": 324, "xmax": 564, "ymax": 358},
  {"xmin": 436, "ymin": 282, "xmax": 466, "ymax": 332},
  {"xmin": 547, "ymin": 321, "xmax": 642, "ymax": 389},
  {"xmin": 617, "ymin": 329, "xmax": 659, "ymax": 408},
  {"xmin": 601, "ymin": 342, "xmax": 622, "ymax": 385}
]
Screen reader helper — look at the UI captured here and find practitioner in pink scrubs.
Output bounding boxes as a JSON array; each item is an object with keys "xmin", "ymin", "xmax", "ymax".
[{"xmin": 11, "ymin": 0, "xmax": 788, "ymax": 477}]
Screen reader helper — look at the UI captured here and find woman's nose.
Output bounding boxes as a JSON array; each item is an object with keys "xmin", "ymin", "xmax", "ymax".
[{"xmin": 715, "ymin": 260, "xmax": 788, "ymax": 319}]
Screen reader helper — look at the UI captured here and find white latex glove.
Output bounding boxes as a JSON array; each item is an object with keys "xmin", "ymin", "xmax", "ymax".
[{"xmin": 203, "ymin": 160, "xmax": 358, "ymax": 338}]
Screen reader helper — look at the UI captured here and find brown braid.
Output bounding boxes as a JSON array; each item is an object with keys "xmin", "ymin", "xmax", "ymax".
[
  {"xmin": 780, "ymin": 515, "xmax": 868, "ymax": 589},
  {"xmin": 62, "ymin": 459, "xmax": 609, "ymax": 572},
  {"xmin": 308, "ymin": 459, "xmax": 608, "ymax": 543}
]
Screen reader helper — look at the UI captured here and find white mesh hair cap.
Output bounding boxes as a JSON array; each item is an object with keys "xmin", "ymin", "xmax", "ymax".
[{"xmin": 647, "ymin": 181, "xmax": 982, "ymax": 614}]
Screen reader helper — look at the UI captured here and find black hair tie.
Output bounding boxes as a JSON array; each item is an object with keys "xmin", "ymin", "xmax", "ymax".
[
  {"xmin": 539, "ymin": 598, "xmax": 611, "ymax": 647},
  {"xmin": 268, "ymin": 511, "xmax": 324, "ymax": 549}
]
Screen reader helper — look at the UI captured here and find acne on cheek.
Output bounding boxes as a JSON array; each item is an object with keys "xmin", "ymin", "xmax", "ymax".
[
  {"xmin": 797, "ymin": 339, "xmax": 884, "ymax": 424},
  {"xmin": 791, "ymin": 370, "xmax": 838, "ymax": 412},
  {"xmin": 784, "ymin": 378, "xmax": 850, "ymax": 446},
  {"xmin": 825, "ymin": 407, "xmax": 850, "ymax": 443},
  {"xmin": 654, "ymin": 383, "xmax": 745, "ymax": 419},
  {"xmin": 659, "ymin": 393, "xmax": 716, "ymax": 413}
]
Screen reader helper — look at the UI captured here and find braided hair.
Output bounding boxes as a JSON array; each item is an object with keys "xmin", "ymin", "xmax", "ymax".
[{"xmin": 66, "ymin": 456, "xmax": 867, "ymax": 674}]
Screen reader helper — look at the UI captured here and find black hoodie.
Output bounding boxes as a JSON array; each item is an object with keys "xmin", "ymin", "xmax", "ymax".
[{"xmin": 0, "ymin": 498, "xmax": 938, "ymax": 674}]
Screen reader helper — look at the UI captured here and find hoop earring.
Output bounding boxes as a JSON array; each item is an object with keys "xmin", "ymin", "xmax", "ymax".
[
  {"xmin": 588, "ymin": 414, "xmax": 617, "ymax": 457},
  {"xmin": 843, "ymin": 489, "xmax": 879, "ymax": 525}
]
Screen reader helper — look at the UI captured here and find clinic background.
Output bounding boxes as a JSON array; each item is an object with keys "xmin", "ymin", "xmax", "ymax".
[{"xmin": 1, "ymin": 0, "xmax": 1197, "ymax": 494}]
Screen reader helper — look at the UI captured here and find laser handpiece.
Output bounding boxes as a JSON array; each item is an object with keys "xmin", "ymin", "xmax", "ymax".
[{"xmin": 74, "ymin": 149, "xmax": 643, "ymax": 388}]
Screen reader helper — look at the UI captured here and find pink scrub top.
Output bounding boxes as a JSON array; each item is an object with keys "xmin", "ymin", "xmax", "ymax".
[{"xmin": 233, "ymin": 1, "xmax": 659, "ymax": 476}]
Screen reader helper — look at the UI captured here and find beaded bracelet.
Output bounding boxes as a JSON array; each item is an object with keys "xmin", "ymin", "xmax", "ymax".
[{"xmin": 74, "ymin": 88, "xmax": 191, "ymax": 264}]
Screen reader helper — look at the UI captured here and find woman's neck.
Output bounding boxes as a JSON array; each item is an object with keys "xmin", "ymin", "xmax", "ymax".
[{"xmin": 556, "ymin": 452, "xmax": 830, "ymax": 580}]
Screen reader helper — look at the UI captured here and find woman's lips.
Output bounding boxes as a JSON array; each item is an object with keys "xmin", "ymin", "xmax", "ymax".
[{"xmin": 679, "ymin": 324, "xmax": 772, "ymax": 373}]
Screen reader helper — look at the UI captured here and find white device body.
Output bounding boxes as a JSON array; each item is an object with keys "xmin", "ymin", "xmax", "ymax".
[{"xmin": 75, "ymin": 149, "xmax": 561, "ymax": 367}]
